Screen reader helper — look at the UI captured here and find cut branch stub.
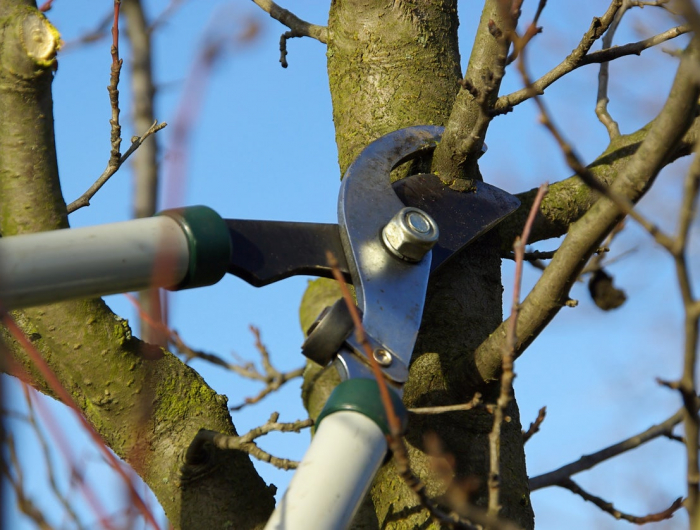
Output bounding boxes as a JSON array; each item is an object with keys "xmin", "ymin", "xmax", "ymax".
[{"xmin": 21, "ymin": 12, "xmax": 59, "ymax": 64}]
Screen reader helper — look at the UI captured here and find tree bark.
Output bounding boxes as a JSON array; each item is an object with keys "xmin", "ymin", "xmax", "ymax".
[{"xmin": 302, "ymin": 1, "xmax": 535, "ymax": 528}]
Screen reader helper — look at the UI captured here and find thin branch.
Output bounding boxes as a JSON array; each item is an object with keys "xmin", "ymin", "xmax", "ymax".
[
  {"xmin": 409, "ymin": 393, "xmax": 482, "ymax": 415},
  {"xmin": 187, "ymin": 413, "xmax": 313, "ymax": 470},
  {"xmin": 109, "ymin": 1, "xmax": 123, "ymax": 167},
  {"xmin": 166, "ymin": 325, "xmax": 304, "ymax": 410},
  {"xmin": 495, "ymin": 0, "xmax": 624, "ymax": 114},
  {"xmin": 558, "ymin": 478, "xmax": 683, "ymax": 524},
  {"xmin": 251, "ymin": 0, "xmax": 327, "ymax": 68},
  {"xmin": 66, "ymin": 121, "xmax": 166, "ymax": 213},
  {"xmin": 506, "ymin": 0, "xmax": 548, "ymax": 65},
  {"xmin": 582, "ymin": 24, "xmax": 690, "ymax": 65},
  {"xmin": 515, "ymin": 41, "xmax": 677, "ymax": 250},
  {"xmin": 522, "ymin": 406, "xmax": 546, "ymax": 444},
  {"xmin": 529, "ymin": 407, "xmax": 684, "ymax": 490},
  {"xmin": 488, "ymin": 183, "xmax": 548, "ymax": 517},
  {"xmin": 595, "ymin": 1, "xmax": 630, "ymax": 139},
  {"xmin": 494, "ymin": 2, "xmax": 688, "ymax": 114},
  {"xmin": 326, "ymin": 251, "xmax": 402, "ymax": 437}
]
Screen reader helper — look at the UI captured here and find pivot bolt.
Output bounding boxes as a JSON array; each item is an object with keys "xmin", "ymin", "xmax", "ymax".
[
  {"xmin": 382, "ymin": 207, "xmax": 439, "ymax": 262},
  {"xmin": 373, "ymin": 348, "xmax": 393, "ymax": 367}
]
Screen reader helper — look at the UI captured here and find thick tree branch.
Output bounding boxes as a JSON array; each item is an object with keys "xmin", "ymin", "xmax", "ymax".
[
  {"xmin": 431, "ymin": 0, "xmax": 511, "ymax": 185},
  {"xmin": 473, "ymin": 37, "xmax": 700, "ymax": 385},
  {"xmin": 497, "ymin": 113, "xmax": 700, "ymax": 248}
]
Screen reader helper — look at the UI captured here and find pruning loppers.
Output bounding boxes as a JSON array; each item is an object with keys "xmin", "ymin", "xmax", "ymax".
[{"xmin": 0, "ymin": 126, "xmax": 519, "ymax": 530}]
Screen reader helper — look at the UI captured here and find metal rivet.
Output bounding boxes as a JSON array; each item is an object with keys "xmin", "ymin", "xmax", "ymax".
[
  {"xmin": 381, "ymin": 207, "xmax": 439, "ymax": 263},
  {"xmin": 373, "ymin": 348, "xmax": 393, "ymax": 367},
  {"xmin": 406, "ymin": 211, "xmax": 431, "ymax": 233}
]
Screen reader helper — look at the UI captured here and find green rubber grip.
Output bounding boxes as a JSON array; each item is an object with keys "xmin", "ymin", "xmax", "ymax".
[
  {"xmin": 316, "ymin": 378, "xmax": 408, "ymax": 435},
  {"xmin": 158, "ymin": 206, "xmax": 231, "ymax": 290}
]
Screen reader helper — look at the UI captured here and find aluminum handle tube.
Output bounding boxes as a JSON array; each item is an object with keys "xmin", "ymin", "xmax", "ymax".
[
  {"xmin": 0, "ymin": 216, "xmax": 190, "ymax": 309},
  {"xmin": 264, "ymin": 410, "xmax": 387, "ymax": 530}
]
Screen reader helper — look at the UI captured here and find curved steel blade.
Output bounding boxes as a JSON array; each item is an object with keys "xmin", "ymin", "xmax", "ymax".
[{"xmin": 338, "ymin": 126, "xmax": 443, "ymax": 367}]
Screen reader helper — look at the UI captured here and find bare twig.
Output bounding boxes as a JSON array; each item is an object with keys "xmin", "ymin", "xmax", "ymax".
[
  {"xmin": 506, "ymin": 0, "xmax": 548, "ymax": 65},
  {"xmin": 518, "ymin": 57, "xmax": 676, "ymax": 252},
  {"xmin": 522, "ymin": 406, "xmax": 546, "ymax": 444},
  {"xmin": 530, "ymin": 407, "xmax": 684, "ymax": 490},
  {"xmin": 187, "ymin": 413, "xmax": 313, "ymax": 470},
  {"xmin": 558, "ymin": 478, "xmax": 683, "ymax": 524},
  {"xmin": 66, "ymin": 0, "xmax": 168, "ymax": 214},
  {"xmin": 583, "ymin": 24, "xmax": 690, "ymax": 65},
  {"xmin": 488, "ymin": 183, "xmax": 548, "ymax": 517},
  {"xmin": 66, "ymin": 120, "xmax": 166, "ymax": 213},
  {"xmin": 409, "ymin": 393, "xmax": 483, "ymax": 415},
  {"xmin": 109, "ymin": 1, "xmax": 123, "ymax": 167},
  {"xmin": 595, "ymin": 1, "xmax": 631, "ymax": 139},
  {"xmin": 251, "ymin": 0, "xmax": 327, "ymax": 67},
  {"xmin": 166, "ymin": 326, "xmax": 304, "ymax": 410}
]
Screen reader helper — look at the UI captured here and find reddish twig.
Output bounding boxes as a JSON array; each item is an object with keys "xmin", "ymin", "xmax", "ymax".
[
  {"xmin": 0, "ymin": 308, "xmax": 160, "ymax": 529},
  {"xmin": 488, "ymin": 183, "xmax": 548, "ymax": 517},
  {"xmin": 326, "ymin": 252, "xmax": 490, "ymax": 529},
  {"xmin": 108, "ymin": 1, "xmax": 123, "ymax": 169},
  {"xmin": 325, "ymin": 251, "xmax": 402, "ymax": 437}
]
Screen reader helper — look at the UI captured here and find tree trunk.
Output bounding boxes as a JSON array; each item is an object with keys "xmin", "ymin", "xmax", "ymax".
[{"xmin": 300, "ymin": 1, "xmax": 534, "ymax": 528}]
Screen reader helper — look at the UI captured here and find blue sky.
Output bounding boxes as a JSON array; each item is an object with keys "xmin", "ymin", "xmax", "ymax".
[{"xmin": 3, "ymin": 1, "xmax": 696, "ymax": 528}]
